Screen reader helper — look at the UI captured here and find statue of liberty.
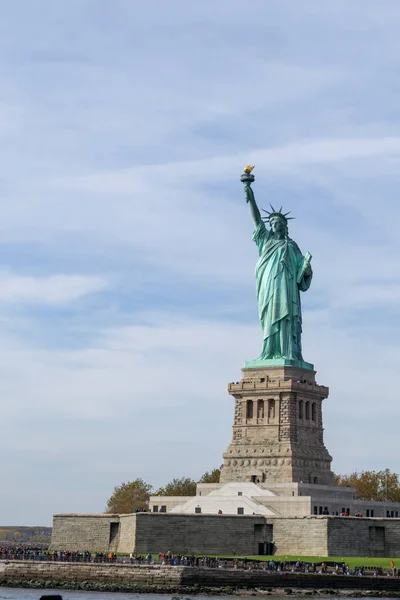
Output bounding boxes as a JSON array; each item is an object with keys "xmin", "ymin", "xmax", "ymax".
[{"xmin": 241, "ymin": 167, "xmax": 313, "ymax": 370}]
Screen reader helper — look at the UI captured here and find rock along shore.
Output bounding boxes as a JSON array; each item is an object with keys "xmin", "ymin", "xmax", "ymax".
[{"xmin": 1, "ymin": 562, "xmax": 400, "ymax": 596}]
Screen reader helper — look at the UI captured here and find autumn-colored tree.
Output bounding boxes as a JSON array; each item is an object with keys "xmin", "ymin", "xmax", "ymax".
[
  {"xmin": 199, "ymin": 468, "xmax": 221, "ymax": 483},
  {"xmin": 334, "ymin": 469, "xmax": 400, "ymax": 502},
  {"xmin": 105, "ymin": 479, "xmax": 153, "ymax": 513},
  {"xmin": 154, "ymin": 477, "xmax": 197, "ymax": 497},
  {"xmin": 108, "ymin": 468, "xmax": 221, "ymax": 506}
]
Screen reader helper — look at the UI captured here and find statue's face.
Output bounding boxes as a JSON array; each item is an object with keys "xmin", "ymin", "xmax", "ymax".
[{"xmin": 270, "ymin": 217, "xmax": 286, "ymax": 234}]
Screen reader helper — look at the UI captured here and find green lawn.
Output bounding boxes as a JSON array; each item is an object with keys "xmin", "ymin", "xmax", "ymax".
[
  {"xmin": 209, "ymin": 555, "xmax": 398, "ymax": 568},
  {"xmin": 130, "ymin": 553, "xmax": 398, "ymax": 569}
]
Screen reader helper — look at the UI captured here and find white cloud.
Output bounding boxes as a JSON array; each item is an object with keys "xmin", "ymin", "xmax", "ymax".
[
  {"xmin": 0, "ymin": 272, "xmax": 109, "ymax": 305},
  {"xmin": 61, "ymin": 136, "xmax": 400, "ymax": 194}
]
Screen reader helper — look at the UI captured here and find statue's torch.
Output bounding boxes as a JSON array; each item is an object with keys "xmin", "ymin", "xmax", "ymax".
[
  {"xmin": 240, "ymin": 164, "xmax": 255, "ymax": 183},
  {"xmin": 240, "ymin": 165, "xmax": 255, "ymax": 202}
]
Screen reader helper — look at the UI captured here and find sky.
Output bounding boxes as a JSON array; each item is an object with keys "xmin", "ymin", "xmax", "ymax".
[{"xmin": 1, "ymin": 0, "xmax": 400, "ymax": 525}]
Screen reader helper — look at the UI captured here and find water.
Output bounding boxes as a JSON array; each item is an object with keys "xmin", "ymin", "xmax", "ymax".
[
  {"xmin": 1, "ymin": 592, "xmax": 238, "ymax": 600},
  {"xmin": 0, "ymin": 591, "xmax": 395, "ymax": 600}
]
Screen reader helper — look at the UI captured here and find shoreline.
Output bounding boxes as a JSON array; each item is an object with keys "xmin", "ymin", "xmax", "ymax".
[
  {"xmin": 1, "ymin": 580, "xmax": 400, "ymax": 597},
  {"xmin": 1, "ymin": 562, "xmax": 400, "ymax": 596}
]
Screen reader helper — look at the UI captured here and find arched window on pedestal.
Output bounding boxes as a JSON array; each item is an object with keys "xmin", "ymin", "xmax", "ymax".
[
  {"xmin": 311, "ymin": 402, "xmax": 316, "ymax": 422},
  {"xmin": 268, "ymin": 399, "xmax": 275, "ymax": 421},
  {"xmin": 246, "ymin": 400, "xmax": 253, "ymax": 419},
  {"xmin": 257, "ymin": 399, "xmax": 264, "ymax": 419},
  {"xmin": 305, "ymin": 401, "xmax": 310, "ymax": 420},
  {"xmin": 299, "ymin": 400, "xmax": 303, "ymax": 419}
]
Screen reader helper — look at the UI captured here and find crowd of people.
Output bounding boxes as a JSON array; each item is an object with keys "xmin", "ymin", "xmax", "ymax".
[
  {"xmin": 0, "ymin": 547, "xmax": 48, "ymax": 561},
  {"xmin": 0, "ymin": 546, "xmax": 399, "ymax": 577},
  {"xmin": 0, "ymin": 548, "xmax": 114, "ymax": 562}
]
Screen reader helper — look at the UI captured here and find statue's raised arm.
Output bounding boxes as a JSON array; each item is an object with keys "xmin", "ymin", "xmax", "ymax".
[{"xmin": 240, "ymin": 165, "xmax": 262, "ymax": 228}]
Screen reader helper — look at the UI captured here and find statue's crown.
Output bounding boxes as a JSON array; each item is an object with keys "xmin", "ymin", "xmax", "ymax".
[{"xmin": 261, "ymin": 204, "xmax": 294, "ymax": 223}]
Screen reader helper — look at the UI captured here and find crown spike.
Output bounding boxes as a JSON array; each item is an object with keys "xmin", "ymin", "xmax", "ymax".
[{"xmin": 260, "ymin": 205, "xmax": 295, "ymax": 224}]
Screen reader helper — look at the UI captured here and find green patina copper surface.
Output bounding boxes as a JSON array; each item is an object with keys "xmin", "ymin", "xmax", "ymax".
[{"xmin": 241, "ymin": 169, "xmax": 313, "ymax": 371}]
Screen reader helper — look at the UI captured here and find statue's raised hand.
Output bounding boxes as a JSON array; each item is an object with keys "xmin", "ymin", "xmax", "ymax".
[{"xmin": 240, "ymin": 167, "xmax": 256, "ymax": 204}]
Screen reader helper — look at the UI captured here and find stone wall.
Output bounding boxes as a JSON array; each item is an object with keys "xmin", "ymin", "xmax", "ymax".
[
  {"xmin": 256, "ymin": 496, "xmax": 311, "ymax": 517},
  {"xmin": 269, "ymin": 516, "xmax": 400, "ymax": 558},
  {"xmin": 384, "ymin": 519, "xmax": 400, "ymax": 556},
  {"xmin": 134, "ymin": 514, "xmax": 329, "ymax": 556},
  {"xmin": 149, "ymin": 496, "xmax": 193, "ymax": 512},
  {"xmin": 118, "ymin": 514, "xmax": 137, "ymax": 554},
  {"xmin": 3, "ymin": 562, "xmax": 400, "ymax": 592},
  {"xmin": 133, "ymin": 513, "xmax": 267, "ymax": 555},
  {"xmin": 181, "ymin": 569, "xmax": 400, "ymax": 591},
  {"xmin": 0, "ymin": 561, "xmax": 181, "ymax": 586},
  {"xmin": 51, "ymin": 513, "xmax": 400, "ymax": 558},
  {"xmin": 52, "ymin": 513, "xmax": 269, "ymax": 555},
  {"xmin": 182, "ymin": 568, "xmax": 400, "ymax": 590},
  {"xmin": 328, "ymin": 517, "xmax": 400, "ymax": 557},
  {"xmin": 266, "ymin": 517, "xmax": 328, "ymax": 556},
  {"xmin": 51, "ymin": 514, "xmax": 119, "ymax": 552}
]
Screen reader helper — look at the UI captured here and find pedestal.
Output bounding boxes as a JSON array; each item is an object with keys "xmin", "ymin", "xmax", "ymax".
[{"xmin": 220, "ymin": 365, "xmax": 333, "ymax": 486}]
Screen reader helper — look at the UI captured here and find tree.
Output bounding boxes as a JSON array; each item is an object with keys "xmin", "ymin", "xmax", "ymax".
[
  {"xmin": 105, "ymin": 479, "xmax": 153, "ymax": 513},
  {"xmin": 199, "ymin": 468, "xmax": 221, "ymax": 483},
  {"xmin": 155, "ymin": 477, "xmax": 196, "ymax": 497},
  {"xmin": 334, "ymin": 469, "xmax": 400, "ymax": 502}
]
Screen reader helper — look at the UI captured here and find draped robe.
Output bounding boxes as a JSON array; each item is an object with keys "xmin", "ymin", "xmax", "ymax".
[{"xmin": 252, "ymin": 221, "xmax": 312, "ymax": 361}]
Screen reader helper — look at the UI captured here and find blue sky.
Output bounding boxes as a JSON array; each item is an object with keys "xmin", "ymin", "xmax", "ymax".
[{"xmin": 1, "ymin": 0, "xmax": 400, "ymax": 525}]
